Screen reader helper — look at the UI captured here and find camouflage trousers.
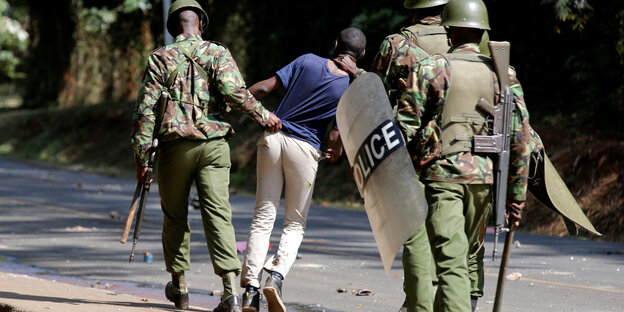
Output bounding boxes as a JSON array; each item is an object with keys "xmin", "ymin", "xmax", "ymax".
[
  {"xmin": 424, "ymin": 181, "xmax": 492, "ymax": 312},
  {"xmin": 157, "ymin": 138, "xmax": 241, "ymax": 277}
]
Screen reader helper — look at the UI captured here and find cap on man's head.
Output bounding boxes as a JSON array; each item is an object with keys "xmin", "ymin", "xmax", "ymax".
[{"xmin": 167, "ymin": 0, "xmax": 209, "ymax": 36}]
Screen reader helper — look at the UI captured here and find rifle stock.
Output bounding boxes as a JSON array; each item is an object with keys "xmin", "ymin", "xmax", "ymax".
[
  {"xmin": 490, "ymin": 41, "xmax": 510, "ymax": 87},
  {"xmin": 120, "ymin": 182, "xmax": 142, "ymax": 244}
]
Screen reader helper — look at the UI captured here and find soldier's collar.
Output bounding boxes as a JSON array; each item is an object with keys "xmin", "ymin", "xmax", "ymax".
[
  {"xmin": 174, "ymin": 33, "xmax": 202, "ymax": 43},
  {"xmin": 449, "ymin": 43, "xmax": 480, "ymax": 54},
  {"xmin": 419, "ymin": 15, "xmax": 442, "ymax": 25}
]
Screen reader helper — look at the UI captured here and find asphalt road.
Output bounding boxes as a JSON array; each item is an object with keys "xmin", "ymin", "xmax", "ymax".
[{"xmin": 0, "ymin": 157, "xmax": 622, "ymax": 312}]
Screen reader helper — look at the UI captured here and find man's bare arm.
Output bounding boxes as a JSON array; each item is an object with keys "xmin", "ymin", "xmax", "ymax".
[{"xmin": 249, "ymin": 75, "xmax": 283, "ymax": 100}]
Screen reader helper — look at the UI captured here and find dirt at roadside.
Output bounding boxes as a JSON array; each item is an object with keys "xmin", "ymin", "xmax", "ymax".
[{"xmin": 523, "ymin": 120, "xmax": 624, "ymax": 242}]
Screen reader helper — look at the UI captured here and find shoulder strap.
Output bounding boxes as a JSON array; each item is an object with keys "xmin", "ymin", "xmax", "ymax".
[
  {"xmin": 177, "ymin": 40, "xmax": 210, "ymax": 82},
  {"xmin": 164, "ymin": 40, "xmax": 209, "ymax": 91},
  {"xmin": 445, "ymin": 53, "xmax": 491, "ymax": 63},
  {"xmin": 416, "ymin": 27, "xmax": 447, "ymax": 37}
]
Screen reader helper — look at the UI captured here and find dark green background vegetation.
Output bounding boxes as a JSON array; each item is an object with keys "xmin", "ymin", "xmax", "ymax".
[{"xmin": 0, "ymin": 0, "xmax": 622, "ymax": 241}]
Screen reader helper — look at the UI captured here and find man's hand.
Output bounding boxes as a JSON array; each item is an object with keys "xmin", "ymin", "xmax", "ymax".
[
  {"xmin": 325, "ymin": 128, "xmax": 343, "ymax": 163},
  {"xmin": 333, "ymin": 56, "xmax": 361, "ymax": 78},
  {"xmin": 265, "ymin": 112, "xmax": 282, "ymax": 132},
  {"xmin": 506, "ymin": 200, "xmax": 525, "ymax": 227},
  {"xmin": 136, "ymin": 166, "xmax": 153, "ymax": 185}
]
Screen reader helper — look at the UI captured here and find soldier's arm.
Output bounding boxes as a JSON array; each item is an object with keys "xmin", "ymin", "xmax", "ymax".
[
  {"xmin": 214, "ymin": 47, "xmax": 270, "ymax": 127},
  {"xmin": 131, "ymin": 53, "xmax": 165, "ymax": 166},
  {"xmin": 507, "ymin": 68, "xmax": 531, "ymax": 202},
  {"xmin": 369, "ymin": 37, "xmax": 393, "ymax": 78}
]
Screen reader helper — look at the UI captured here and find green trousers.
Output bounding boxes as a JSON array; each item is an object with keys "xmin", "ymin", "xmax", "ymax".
[
  {"xmin": 157, "ymin": 138, "xmax": 241, "ymax": 276},
  {"xmin": 468, "ymin": 202, "xmax": 491, "ymax": 299},
  {"xmin": 402, "ymin": 225, "xmax": 434, "ymax": 312},
  {"xmin": 425, "ymin": 182, "xmax": 491, "ymax": 312}
]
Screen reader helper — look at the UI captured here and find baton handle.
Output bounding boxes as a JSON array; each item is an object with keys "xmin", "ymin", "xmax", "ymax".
[{"xmin": 493, "ymin": 226, "xmax": 515, "ymax": 312}]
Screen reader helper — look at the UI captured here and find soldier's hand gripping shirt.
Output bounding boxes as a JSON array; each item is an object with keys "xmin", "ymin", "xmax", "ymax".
[
  {"xmin": 131, "ymin": 34, "xmax": 270, "ymax": 166},
  {"xmin": 397, "ymin": 43, "xmax": 531, "ymax": 202}
]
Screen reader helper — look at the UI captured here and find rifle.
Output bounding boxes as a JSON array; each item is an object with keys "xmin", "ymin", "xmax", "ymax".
[
  {"xmin": 120, "ymin": 91, "xmax": 169, "ymax": 263},
  {"xmin": 472, "ymin": 41, "xmax": 514, "ymax": 312}
]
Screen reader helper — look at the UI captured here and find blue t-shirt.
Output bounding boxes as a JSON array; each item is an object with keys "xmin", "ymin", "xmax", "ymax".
[{"xmin": 274, "ymin": 53, "xmax": 350, "ymax": 149}]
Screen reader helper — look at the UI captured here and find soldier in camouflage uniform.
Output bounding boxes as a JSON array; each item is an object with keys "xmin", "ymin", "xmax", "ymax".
[
  {"xmin": 131, "ymin": 1, "xmax": 281, "ymax": 311},
  {"xmin": 335, "ymin": 1, "xmax": 486, "ymax": 311},
  {"xmin": 396, "ymin": 0, "xmax": 530, "ymax": 311},
  {"xmin": 370, "ymin": 2, "xmax": 450, "ymax": 312}
]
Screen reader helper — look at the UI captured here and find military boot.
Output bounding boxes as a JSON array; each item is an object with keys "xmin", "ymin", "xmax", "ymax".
[
  {"xmin": 165, "ymin": 281, "xmax": 189, "ymax": 310},
  {"xmin": 213, "ymin": 295, "xmax": 242, "ymax": 312},
  {"xmin": 263, "ymin": 272, "xmax": 285, "ymax": 312},
  {"xmin": 241, "ymin": 286, "xmax": 261, "ymax": 312}
]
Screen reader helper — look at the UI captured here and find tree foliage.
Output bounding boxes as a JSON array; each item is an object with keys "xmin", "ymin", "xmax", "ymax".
[
  {"xmin": 11, "ymin": 0, "xmax": 624, "ymax": 127},
  {"xmin": 0, "ymin": 0, "xmax": 28, "ymax": 79},
  {"xmin": 22, "ymin": 0, "xmax": 154, "ymax": 108}
]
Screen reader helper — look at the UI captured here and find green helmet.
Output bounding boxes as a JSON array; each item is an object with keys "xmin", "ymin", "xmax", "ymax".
[
  {"xmin": 167, "ymin": 0, "xmax": 209, "ymax": 36},
  {"xmin": 404, "ymin": 0, "xmax": 449, "ymax": 9},
  {"xmin": 441, "ymin": 0, "xmax": 490, "ymax": 30}
]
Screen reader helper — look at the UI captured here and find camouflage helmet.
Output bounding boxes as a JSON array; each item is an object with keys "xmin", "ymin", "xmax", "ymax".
[
  {"xmin": 167, "ymin": 0, "xmax": 209, "ymax": 36},
  {"xmin": 404, "ymin": 0, "xmax": 449, "ymax": 9},
  {"xmin": 441, "ymin": 0, "xmax": 490, "ymax": 30}
]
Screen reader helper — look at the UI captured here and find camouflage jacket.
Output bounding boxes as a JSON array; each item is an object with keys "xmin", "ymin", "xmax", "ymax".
[
  {"xmin": 370, "ymin": 16, "xmax": 447, "ymax": 103},
  {"xmin": 131, "ymin": 34, "xmax": 270, "ymax": 166},
  {"xmin": 397, "ymin": 43, "xmax": 531, "ymax": 202}
]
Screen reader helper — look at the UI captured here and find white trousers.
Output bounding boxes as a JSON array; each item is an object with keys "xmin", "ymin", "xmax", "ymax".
[{"xmin": 240, "ymin": 131, "xmax": 321, "ymax": 288}]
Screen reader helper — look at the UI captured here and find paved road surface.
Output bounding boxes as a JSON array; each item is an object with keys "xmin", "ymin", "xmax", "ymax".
[{"xmin": 0, "ymin": 157, "xmax": 622, "ymax": 311}]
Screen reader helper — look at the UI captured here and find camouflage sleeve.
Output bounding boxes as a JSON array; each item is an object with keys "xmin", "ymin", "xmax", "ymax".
[
  {"xmin": 507, "ymin": 68, "xmax": 531, "ymax": 202},
  {"xmin": 131, "ymin": 53, "xmax": 165, "ymax": 167},
  {"xmin": 215, "ymin": 47, "xmax": 269, "ymax": 126},
  {"xmin": 396, "ymin": 56, "xmax": 449, "ymax": 142},
  {"xmin": 370, "ymin": 36, "xmax": 393, "ymax": 81}
]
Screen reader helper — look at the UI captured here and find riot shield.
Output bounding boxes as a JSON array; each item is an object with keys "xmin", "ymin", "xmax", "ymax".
[
  {"xmin": 336, "ymin": 73, "xmax": 428, "ymax": 274},
  {"xmin": 528, "ymin": 144, "xmax": 601, "ymax": 236}
]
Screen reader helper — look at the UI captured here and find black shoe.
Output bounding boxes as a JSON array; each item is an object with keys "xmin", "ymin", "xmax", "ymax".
[
  {"xmin": 398, "ymin": 298, "xmax": 407, "ymax": 312},
  {"xmin": 263, "ymin": 274, "xmax": 285, "ymax": 312},
  {"xmin": 242, "ymin": 288, "xmax": 260, "ymax": 312},
  {"xmin": 165, "ymin": 281, "xmax": 189, "ymax": 310},
  {"xmin": 214, "ymin": 295, "xmax": 242, "ymax": 312}
]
